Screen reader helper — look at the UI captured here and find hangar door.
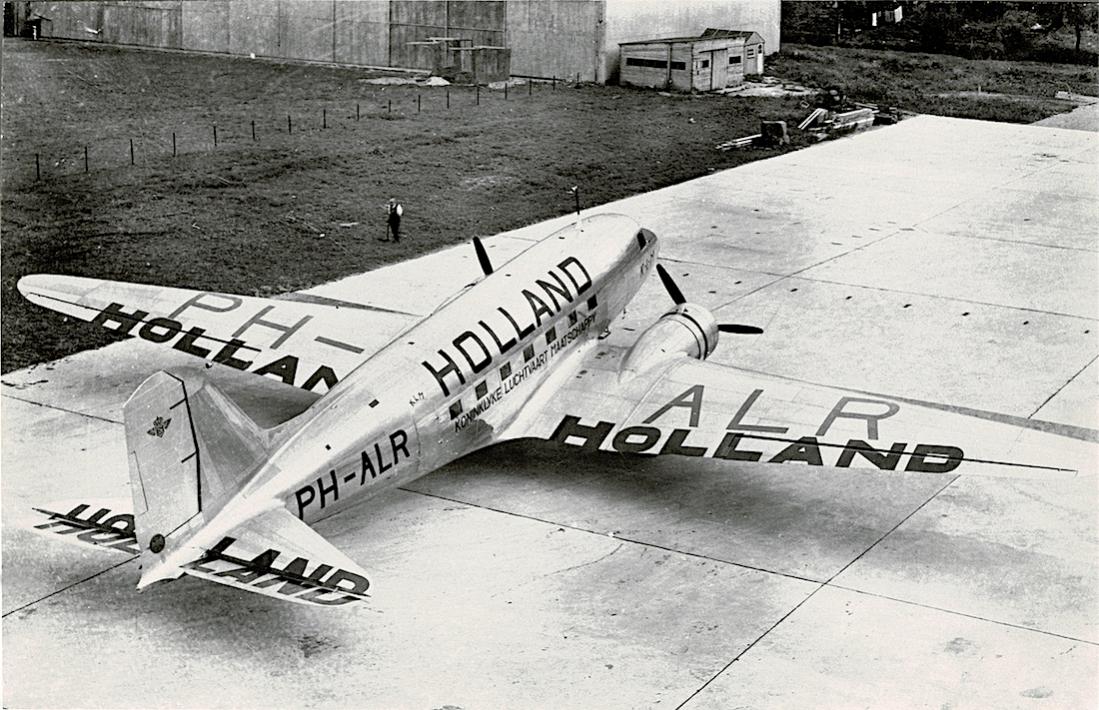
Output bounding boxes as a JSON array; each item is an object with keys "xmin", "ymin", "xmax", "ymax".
[{"xmin": 389, "ymin": 0, "xmax": 505, "ymax": 69}]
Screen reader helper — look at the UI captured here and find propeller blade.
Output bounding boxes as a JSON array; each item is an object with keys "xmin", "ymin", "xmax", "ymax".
[
  {"xmin": 718, "ymin": 324, "xmax": 764, "ymax": 335},
  {"xmin": 656, "ymin": 264, "xmax": 686, "ymax": 305},
  {"xmin": 473, "ymin": 236, "xmax": 493, "ymax": 276}
]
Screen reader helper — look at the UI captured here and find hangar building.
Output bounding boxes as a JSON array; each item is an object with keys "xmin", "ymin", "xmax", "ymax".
[{"xmin": 15, "ymin": 0, "xmax": 780, "ymax": 84}]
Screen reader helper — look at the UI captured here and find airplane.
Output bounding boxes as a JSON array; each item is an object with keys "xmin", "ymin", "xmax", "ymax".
[{"xmin": 17, "ymin": 213, "xmax": 1097, "ymax": 608}]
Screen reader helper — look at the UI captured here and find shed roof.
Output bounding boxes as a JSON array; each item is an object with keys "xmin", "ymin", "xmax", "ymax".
[{"xmin": 619, "ymin": 29, "xmax": 763, "ymax": 47}]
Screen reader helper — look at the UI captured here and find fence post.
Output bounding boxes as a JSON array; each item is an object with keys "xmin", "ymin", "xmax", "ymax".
[
  {"xmin": 576, "ymin": 72, "xmax": 580, "ymax": 84},
  {"xmin": 172, "ymin": 132, "xmax": 176, "ymax": 157},
  {"xmin": 356, "ymin": 102, "xmax": 360, "ymax": 121},
  {"xmin": 528, "ymin": 79, "xmax": 532, "ymax": 96},
  {"xmin": 130, "ymin": 139, "xmax": 134, "ymax": 166},
  {"xmin": 417, "ymin": 93, "xmax": 421, "ymax": 113},
  {"xmin": 552, "ymin": 75, "xmax": 556, "ymax": 90},
  {"xmin": 387, "ymin": 98, "xmax": 391, "ymax": 113},
  {"xmin": 446, "ymin": 88, "xmax": 450, "ymax": 109},
  {"xmin": 35, "ymin": 153, "xmax": 40, "ymax": 180},
  {"xmin": 252, "ymin": 120, "xmax": 256, "ymax": 141},
  {"xmin": 213, "ymin": 124, "xmax": 218, "ymax": 147},
  {"xmin": 323, "ymin": 108, "xmax": 327, "ymax": 129},
  {"xmin": 504, "ymin": 81, "xmax": 508, "ymax": 100},
  {"xmin": 84, "ymin": 146, "xmax": 89, "ymax": 173},
  {"xmin": 287, "ymin": 114, "xmax": 292, "ymax": 135},
  {"xmin": 476, "ymin": 84, "xmax": 480, "ymax": 105}
]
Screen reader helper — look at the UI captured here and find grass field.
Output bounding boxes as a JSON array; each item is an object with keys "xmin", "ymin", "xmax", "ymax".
[
  {"xmin": 2, "ymin": 38, "xmax": 1093, "ymax": 373},
  {"xmin": 1, "ymin": 39, "xmax": 818, "ymax": 373},
  {"xmin": 770, "ymin": 44, "xmax": 1098, "ymax": 123}
]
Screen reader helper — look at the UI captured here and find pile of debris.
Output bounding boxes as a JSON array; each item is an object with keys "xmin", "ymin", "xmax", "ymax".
[{"xmin": 715, "ymin": 87, "xmax": 904, "ymax": 151}]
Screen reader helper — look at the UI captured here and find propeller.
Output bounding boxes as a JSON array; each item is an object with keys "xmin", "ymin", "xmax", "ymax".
[
  {"xmin": 656, "ymin": 264, "xmax": 763, "ymax": 335},
  {"xmin": 473, "ymin": 236, "xmax": 493, "ymax": 276}
]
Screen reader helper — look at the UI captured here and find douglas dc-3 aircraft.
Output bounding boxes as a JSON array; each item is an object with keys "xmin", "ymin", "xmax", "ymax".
[{"xmin": 18, "ymin": 214, "xmax": 1097, "ymax": 607}]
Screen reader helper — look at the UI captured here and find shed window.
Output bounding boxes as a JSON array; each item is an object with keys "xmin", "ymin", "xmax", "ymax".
[
  {"xmin": 700, "ymin": 59, "xmax": 710, "ymax": 69},
  {"xmin": 746, "ymin": 48, "xmax": 755, "ymax": 57},
  {"xmin": 729, "ymin": 55, "xmax": 741, "ymax": 64},
  {"xmin": 626, "ymin": 57, "xmax": 667, "ymax": 69},
  {"xmin": 670, "ymin": 61, "xmax": 686, "ymax": 70}
]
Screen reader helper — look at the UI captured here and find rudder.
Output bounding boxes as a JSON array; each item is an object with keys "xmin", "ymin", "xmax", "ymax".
[
  {"xmin": 124, "ymin": 371, "xmax": 202, "ymax": 556},
  {"xmin": 124, "ymin": 371, "xmax": 269, "ymax": 560}
]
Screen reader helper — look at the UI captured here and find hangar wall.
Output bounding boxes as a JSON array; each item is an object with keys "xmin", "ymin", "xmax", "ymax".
[{"xmin": 24, "ymin": 0, "xmax": 778, "ymax": 84}]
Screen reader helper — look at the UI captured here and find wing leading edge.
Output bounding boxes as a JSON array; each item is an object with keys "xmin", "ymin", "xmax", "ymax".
[
  {"xmin": 18, "ymin": 274, "xmax": 417, "ymax": 394},
  {"xmin": 509, "ymin": 346, "xmax": 1096, "ymax": 479}
]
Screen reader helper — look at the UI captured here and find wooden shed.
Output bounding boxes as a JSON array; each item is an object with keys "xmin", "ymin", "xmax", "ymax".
[{"xmin": 618, "ymin": 28, "xmax": 764, "ymax": 92}]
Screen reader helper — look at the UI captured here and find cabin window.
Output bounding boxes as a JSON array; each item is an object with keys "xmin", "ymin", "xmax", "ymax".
[
  {"xmin": 729, "ymin": 55, "xmax": 741, "ymax": 64},
  {"xmin": 700, "ymin": 59, "xmax": 710, "ymax": 69},
  {"xmin": 670, "ymin": 61, "xmax": 686, "ymax": 70},
  {"xmin": 746, "ymin": 48, "xmax": 755, "ymax": 57}
]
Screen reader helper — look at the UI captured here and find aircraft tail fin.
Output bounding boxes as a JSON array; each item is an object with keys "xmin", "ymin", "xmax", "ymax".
[{"xmin": 124, "ymin": 371, "xmax": 268, "ymax": 569}]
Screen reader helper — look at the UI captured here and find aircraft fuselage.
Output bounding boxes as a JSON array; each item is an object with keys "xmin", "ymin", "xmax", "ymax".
[{"xmin": 244, "ymin": 215, "xmax": 657, "ymax": 525}]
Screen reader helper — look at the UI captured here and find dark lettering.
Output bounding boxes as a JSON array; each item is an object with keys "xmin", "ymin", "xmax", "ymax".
[
  {"xmin": 215, "ymin": 549, "xmax": 280, "ymax": 584},
  {"xmin": 254, "ymin": 355, "xmax": 299, "ymax": 385},
  {"xmin": 905, "ymin": 444, "xmax": 964, "ymax": 473},
  {"xmin": 659, "ymin": 428, "xmax": 707, "ymax": 457},
  {"xmin": 92, "ymin": 302, "xmax": 148, "ymax": 336},
  {"xmin": 168, "ymin": 292, "xmax": 243, "ymax": 320},
  {"xmin": 768, "ymin": 436, "xmax": 824, "ymax": 466},
  {"xmin": 301, "ymin": 365, "xmax": 339, "ymax": 393},
  {"xmin": 535, "ymin": 272, "xmax": 572, "ymax": 310},
  {"xmin": 453, "ymin": 330, "xmax": 493, "ymax": 373},
  {"xmin": 644, "ymin": 384, "xmax": 705, "ymax": 428},
  {"xmin": 390, "ymin": 429, "xmax": 410, "ymax": 461},
  {"xmin": 138, "ymin": 317, "xmax": 183, "ymax": 344},
  {"xmin": 835, "ymin": 439, "xmax": 908, "ymax": 470},
  {"xmin": 212, "ymin": 338, "xmax": 254, "ymax": 370},
  {"xmin": 294, "ymin": 485, "xmax": 315, "ymax": 518},
  {"xmin": 817, "ymin": 397, "xmax": 900, "ymax": 440},
  {"xmin": 612, "ymin": 426, "xmax": 661, "ymax": 454},
  {"xmin": 521, "ymin": 289, "xmax": 554, "ymax": 326},
  {"xmin": 498, "ymin": 305, "xmax": 535, "ymax": 340},
  {"xmin": 360, "ymin": 450, "xmax": 377, "ymax": 484},
  {"xmin": 373, "ymin": 442, "xmax": 392, "ymax": 474},
  {"xmin": 726, "ymin": 389, "xmax": 789, "ymax": 433},
  {"xmin": 558, "ymin": 256, "xmax": 592, "ymax": 295},
  {"xmin": 422, "ymin": 350, "xmax": 465, "ymax": 397},
  {"xmin": 480, "ymin": 318, "xmax": 516, "ymax": 354},
  {"xmin": 317, "ymin": 471, "xmax": 339, "ymax": 508},
  {"xmin": 713, "ymin": 432, "xmax": 763, "ymax": 461},
  {"xmin": 173, "ymin": 327, "xmax": 212, "ymax": 358},
  {"xmin": 232, "ymin": 305, "xmax": 310, "ymax": 349},
  {"xmin": 549, "ymin": 415, "xmax": 613, "ymax": 451}
]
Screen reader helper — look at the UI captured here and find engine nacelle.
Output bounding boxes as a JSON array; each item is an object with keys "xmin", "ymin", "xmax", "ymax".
[{"xmin": 620, "ymin": 303, "xmax": 719, "ymax": 378}]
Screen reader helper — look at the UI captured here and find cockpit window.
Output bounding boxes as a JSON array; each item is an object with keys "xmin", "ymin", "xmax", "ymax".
[{"xmin": 636, "ymin": 230, "xmax": 647, "ymax": 250}]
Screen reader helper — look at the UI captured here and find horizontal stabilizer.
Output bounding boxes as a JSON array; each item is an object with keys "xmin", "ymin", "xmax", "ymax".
[
  {"xmin": 27, "ymin": 499, "xmax": 139, "ymax": 557},
  {"xmin": 173, "ymin": 507, "xmax": 372, "ymax": 608}
]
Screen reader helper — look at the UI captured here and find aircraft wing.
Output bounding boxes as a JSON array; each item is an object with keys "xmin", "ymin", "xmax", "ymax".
[
  {"xmin": 18, "ymin": 274, "xmax": 419, "ymax": 394},
  {"xmin": 510, "ymin": 346, "xmax": 1097, "ymax": 478}
]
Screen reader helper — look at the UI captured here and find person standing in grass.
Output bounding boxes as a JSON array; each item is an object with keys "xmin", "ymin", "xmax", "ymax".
[{"xmin": 383, "ymin": 197, "xmax": 403, "ymax": 242}]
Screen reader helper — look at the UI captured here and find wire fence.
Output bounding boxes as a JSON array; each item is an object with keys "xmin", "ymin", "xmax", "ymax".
[{"xmin": 14, "ymin": 75, "xmax": 582, "ymax": 185}]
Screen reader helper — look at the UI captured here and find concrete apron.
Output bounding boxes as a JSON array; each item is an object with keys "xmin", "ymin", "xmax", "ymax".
[{"xmin": 3, "ymin": 115, "xmax": 1096, "ymax": 708}]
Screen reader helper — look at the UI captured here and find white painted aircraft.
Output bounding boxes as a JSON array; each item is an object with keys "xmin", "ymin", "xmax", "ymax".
[{"xmin": 18, "ymin": 214, "xmax": 1097, "ymax": 608}]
